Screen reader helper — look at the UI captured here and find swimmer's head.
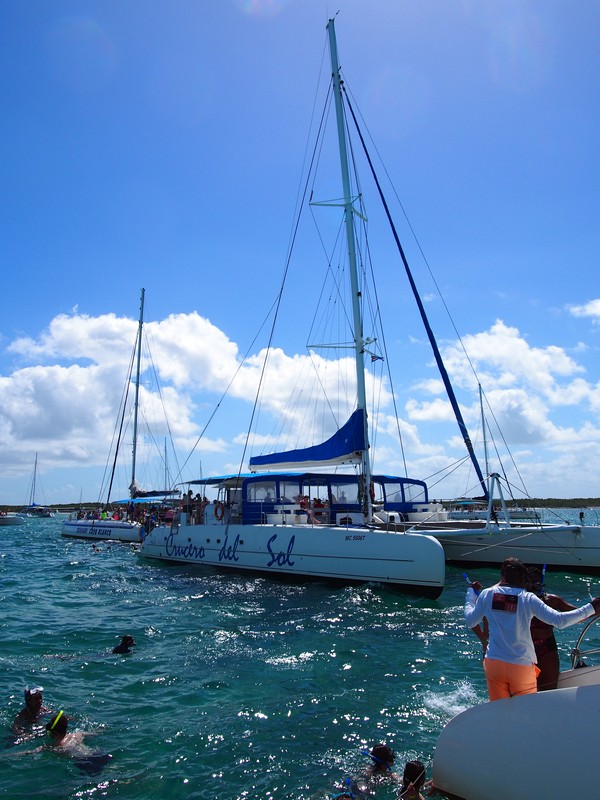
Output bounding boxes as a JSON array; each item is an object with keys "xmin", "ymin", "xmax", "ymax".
[
  {"xmin": 120, "ymin": 635, "xmax": 135, "ymax": 647},
  {"xmin": 368, "ymin": 743, "xmax": 395, "ymax": 771},
  {"xmin": 24, "ymin": 686, "xmax": 43, "ymax": 712},
  {"xmin": 402, "ymin": 760, "xmax": 426, "ymax": 790},
  {"xmin": 46, "ymin": 710, "xmax": 67, "ymax": 739}
]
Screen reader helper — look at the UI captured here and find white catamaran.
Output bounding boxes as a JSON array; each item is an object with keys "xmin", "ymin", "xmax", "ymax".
[
  {"xmin": 139, "ymin": 19, "xmax": 448, "ymax": 598},
  {"xmin": 374, "ymin": 472, "xmax": 600, "ymax": 573},
  {"xmin": 139, "ymin": 18, "xmax": 600, "ymax": 585}
]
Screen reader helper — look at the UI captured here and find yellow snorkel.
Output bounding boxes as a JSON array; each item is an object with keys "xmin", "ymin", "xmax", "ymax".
[{"xmin": 47, "ymin": 710, "xmax": 64, "ymax": 732}]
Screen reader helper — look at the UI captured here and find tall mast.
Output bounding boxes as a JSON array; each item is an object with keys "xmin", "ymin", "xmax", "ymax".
[
  {"xmin": 30, "ymin": 452, "xmax": 38, "ymax": 506},
  {"xmin": 327, "ymin": 18, "xmax": 372, "ymax": 520},
  {"xmin": 130, "ymin": 288, "xmax": 145, "ymax": 496}
]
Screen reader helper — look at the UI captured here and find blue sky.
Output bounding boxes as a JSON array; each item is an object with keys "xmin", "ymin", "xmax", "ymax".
[{"xmin": 1, "ymin": 0, "xmax": 600, "ymax": 505}]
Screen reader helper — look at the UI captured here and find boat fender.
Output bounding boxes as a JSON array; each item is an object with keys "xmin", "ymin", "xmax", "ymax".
[{"xmin": 214, "ymin": 502, "xmax": 225, "ymax": 521}]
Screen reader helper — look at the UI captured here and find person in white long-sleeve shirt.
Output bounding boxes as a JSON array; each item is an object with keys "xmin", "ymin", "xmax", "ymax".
[{"xmin": 464, "ymin": 556, "xmax": 600, "ymax": 701}]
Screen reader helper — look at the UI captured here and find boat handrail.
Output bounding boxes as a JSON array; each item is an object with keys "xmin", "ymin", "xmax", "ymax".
[{"xmin": 570, "ymin": 614, "xmax": 600, "ymax": 668}]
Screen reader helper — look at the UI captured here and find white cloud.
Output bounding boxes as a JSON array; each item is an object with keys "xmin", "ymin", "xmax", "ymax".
[
  {"xmin": 406, "ymin": 397, "xmax": 454, "ymax": 423},
  {"xmin": 0, "ymin": 310, "xmax": 395, "ymax": 495},
  {"xmin": 440, "ymin": 320, "xmax": 585, "ymax": 398},
  {"xmin": 569, "ymin": 298, "xmax": 600, "ymax": 321},
  {"xmin": 3, "ymin": 310, "xmax": 600, "ymax": 501}
]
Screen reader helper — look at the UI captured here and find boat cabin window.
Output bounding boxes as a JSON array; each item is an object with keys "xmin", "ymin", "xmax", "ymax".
[
  {"xmin": 381, "ymin": 480, "xmax": 427, "ymax": 506},
  {"xmin": 301, "ymin": 482, "xmax": 330, "ymax": 507},
  {"xmin": 279, "ymin": 480, "xmax": 300, "ymax": 503},
  {"xmin": 246, "ymin": 481, "xmax": 277, "ymax": 503},
  {"xmin": 381, "ymin": 481, "xmax": 404, "ymax": 504},
  {"xmin": 226, "ymin": 488, "xmax": 242, "ymax": 505},
  {"xmin": 330, "ymin": 481, "xmax": 358, "ymax": 505}
]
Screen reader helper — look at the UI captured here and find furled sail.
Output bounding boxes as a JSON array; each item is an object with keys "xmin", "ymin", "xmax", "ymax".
[
  {"xmin": 249, "ymin": 408, "xmax": 366, "ymax": 471},
  {"xmin": 129, "ymin": 480, "xmax": 178, "ymax": 498}
]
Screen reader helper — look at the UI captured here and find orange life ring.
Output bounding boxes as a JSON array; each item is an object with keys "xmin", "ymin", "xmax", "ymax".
[{"xmin": 214, "ymin": 502, "xmax": 225, "ymax": 521}]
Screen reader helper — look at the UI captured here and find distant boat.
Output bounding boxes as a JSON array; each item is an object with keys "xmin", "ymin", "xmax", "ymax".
[
  {"xmin": 62, "ymin": 290, "xmax": 176, "ymax": 544},
  {"xmin": 432, "ymin": 617, "xmax": 600, "ymax": 799},
  {"xmin": 0, "ymin": 511, "xmax": 25, "ymax": 527},
  {"xmin": 19, "ymin": 454, "xmax": 55, "ymax": 518},
  {"xmin": 139, "ymin": 19, "xmax": 448, "ymax": 598}
]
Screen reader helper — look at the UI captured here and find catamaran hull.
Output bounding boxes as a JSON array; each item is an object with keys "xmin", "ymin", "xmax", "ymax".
[
  {"xmin": 139, "ymin": 522, "xmax": 445, "ymax": 598},
  {"xmin": 61, "ymin": 519, "xmax": 142, "ymax": 543},
  {"xmin": 432, "ymin": 683, "xmax": 600, "ymax": 800},
  {"xmin": 430, "ymin": 524, "xmax": 600, "ymax": 572}
]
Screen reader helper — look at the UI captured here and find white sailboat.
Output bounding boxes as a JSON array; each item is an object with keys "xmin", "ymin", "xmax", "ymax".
[
  {"xmin": 432, "ymin": 616, "xmax": 600, "ymax": 799},
  {"xmin": 139, "ymin": 18, "xmax": 447, "ymax": 598},
  {"xmin": 62, "ymin": 290, "xmax": 175, "ymax": 543},
  {"xmin": 19, "ymin": 453, "xmax": 55, "ymax": 518}
]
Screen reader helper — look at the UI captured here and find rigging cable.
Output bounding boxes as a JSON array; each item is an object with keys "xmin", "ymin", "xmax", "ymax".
[{"xmin": 343, "ymin": 86, "xmax": 489, "ymax": 501}]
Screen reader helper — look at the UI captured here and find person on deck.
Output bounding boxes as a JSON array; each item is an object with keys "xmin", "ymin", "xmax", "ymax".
[
  {"xmin": 465, "ymin": 556, "xmax": 600, "ymax": 701},
  {"xmin": 527, "ymin": 566, "xmax": 577, "ymax": 691}
]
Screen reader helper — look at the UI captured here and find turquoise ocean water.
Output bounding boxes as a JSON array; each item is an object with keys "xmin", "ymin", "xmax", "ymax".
[{"xmin": 2, "ymin": 513, "xmax": 599, "ymax": 800}]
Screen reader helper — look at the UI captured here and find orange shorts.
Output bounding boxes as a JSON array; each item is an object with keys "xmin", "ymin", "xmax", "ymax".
[{"xmin": 483, "ymin": 658, "xmax": 539, "ymax": 701}]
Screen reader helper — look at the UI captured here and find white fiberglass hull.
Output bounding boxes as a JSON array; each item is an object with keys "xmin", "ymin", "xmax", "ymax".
[
  {"xmin": 432, "ymin": 681, "xmax": 600, "ymax": 800},
  {"xmin": 61, "ymin": 518, "xmax": 142, "ymax": 543},
  {"xmin": 428, "ymin": 523, "xmax": 600, "ymax": 571},
  {"xmin": 139, "ymin": 519, "xmax": 446, "ymax": 598}
]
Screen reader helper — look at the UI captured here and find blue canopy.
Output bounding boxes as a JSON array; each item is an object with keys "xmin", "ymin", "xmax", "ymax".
[{"xmin": 249, "ymin": 408, "xmax": 366, "ymax": 471}]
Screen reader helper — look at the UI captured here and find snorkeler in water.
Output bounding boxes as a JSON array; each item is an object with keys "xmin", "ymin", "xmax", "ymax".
[
  {"xmin": 364, "ymin": 744, "xmax": 399, "ymax": 780},
  {"xmin": 13, "ymin": 710, "xmax": 112, "ymax": 775},
  {"xmin": 11, "ymin": 687, "xmax": 50, "ymax": 737},
  {"xmin": 112, "ymin": 635, "xmax": 136, "ymax": 654}
]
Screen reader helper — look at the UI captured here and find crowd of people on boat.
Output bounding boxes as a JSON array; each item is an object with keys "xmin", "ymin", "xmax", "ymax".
[
  {"xmin": 181, "ymin": 491, "xmax": 211, "ymax": 524},
  {"xmin": 72, "ymin": 501, "xmax": 176, "ymax": 529},
  {"xmin": 68, "ymin": 487, "xmax": 359, "ymax": 531}
]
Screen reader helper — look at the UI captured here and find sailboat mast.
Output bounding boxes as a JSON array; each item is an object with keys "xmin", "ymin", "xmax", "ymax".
[
  {"xmin": 327, "ymin": 18, "xmax": 372, "ymax": 519},
  {"xmin": 30, "ymin": 452, "xmax": 38, "ymax": 506},
  {"xmin": 130, "ymin": 288, "xmax": 145, "ymax": 496}
]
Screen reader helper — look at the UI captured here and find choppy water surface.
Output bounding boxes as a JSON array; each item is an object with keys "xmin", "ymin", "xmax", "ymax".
[{"xmin": 1, "ymin": 515, "xmax": 598, "ymax": 799}]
